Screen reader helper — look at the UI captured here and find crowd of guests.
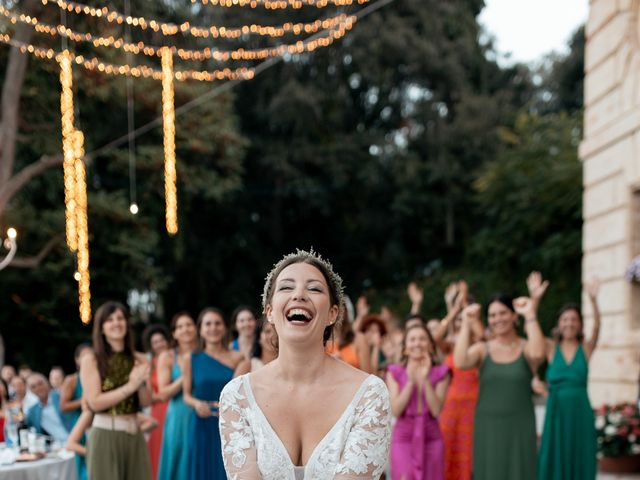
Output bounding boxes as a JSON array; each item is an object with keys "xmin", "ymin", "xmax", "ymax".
[{"xmin": 0, "ymin": 268, "xmax": 601, "ymax": 480}]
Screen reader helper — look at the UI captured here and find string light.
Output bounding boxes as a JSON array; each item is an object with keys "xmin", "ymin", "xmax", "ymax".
[
  {"xmin": 59, "ymin": 50, "xmax": 77, "ymax": 251},
  {"xmin": 72, "ymin": 128, "xmax": 91, "ymax": 324},
  {"xmin": 161, "ymin": 48, "xmax": 178, "ymax": 235},
  {"xmin": 0, "ymin": 33, "xmax": 257, "ymax": 82},
  {"xmin": 3, "ymin": 5, "xmax": 355, "ymax": 61}
]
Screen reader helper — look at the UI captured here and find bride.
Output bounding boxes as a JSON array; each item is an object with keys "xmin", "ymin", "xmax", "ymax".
[{"xmin": 219, "ymin": 249, "xmax": 391, "ymax": 479}]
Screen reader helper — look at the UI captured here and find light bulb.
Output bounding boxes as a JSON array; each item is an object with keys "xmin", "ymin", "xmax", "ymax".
[
  {"xmin": 129, "ymin": 203, "xmax": 139, "ymax": 215},
  {"xmin": 6, "ymin": 228, "xmax": 16, "ymax": 239},
  {"xmin": 74, "ymin": 271, "xmax": 81, "ymax": 281}
]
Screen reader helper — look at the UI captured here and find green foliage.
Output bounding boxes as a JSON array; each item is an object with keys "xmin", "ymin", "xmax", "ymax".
[{"xmin": 0, "ymin": 0, "xmax": 585, "ymax": 369}]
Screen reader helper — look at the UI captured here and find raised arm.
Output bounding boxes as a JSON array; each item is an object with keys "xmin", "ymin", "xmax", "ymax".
[
  {"xmin": 515, "ymin": 297, "xmax": 546, "ymax": 371},
  {"xmin": 80, "ymin": 352, "xmax": 149, "ymax": 413},
  {"xmin": 453, "ymin": 304, "xmax": 486, "ymax": 370},
  {"xmin": 59, "ymin": 374, "xmax": 81, "ymax": 413},
  {"xmin": 407, "ymin": 282, "xmax": 424, "ymax": 316},
  {"xmin": 219, "ymin": 379, "xmax": 262, "ymax": 479},
  {"xmin": 584, "ymin": 276, "xmax": 601, "ymax": 359}
]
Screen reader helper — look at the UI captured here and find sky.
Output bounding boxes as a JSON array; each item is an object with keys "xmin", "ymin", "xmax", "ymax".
[{"xmin": 479, "ymin": 0, "xmax": 589, "ymax": 65}]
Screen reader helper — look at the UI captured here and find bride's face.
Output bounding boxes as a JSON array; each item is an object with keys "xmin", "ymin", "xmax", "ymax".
[{"xmin": 266, "ymin": 262, "xmax": 338, "ymax": 346}]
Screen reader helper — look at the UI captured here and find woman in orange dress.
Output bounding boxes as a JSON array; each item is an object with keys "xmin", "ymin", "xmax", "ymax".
[
  {"xmin": 143, "ymin": 324, "xmax": 171, "ymax": 479},
  {"xmin": 436, "ymin": 282, "xmax": 484, "ymax": 480}
]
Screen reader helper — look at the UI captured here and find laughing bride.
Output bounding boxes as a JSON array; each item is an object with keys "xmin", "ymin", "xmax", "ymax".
[{"xmin": 219, "ymin": 249, "xmax": 391, "ymax": 479}]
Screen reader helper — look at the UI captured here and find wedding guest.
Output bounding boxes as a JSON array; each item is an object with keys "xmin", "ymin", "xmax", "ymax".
[
  {"xmin": 25, "ymin": 373, "xmax": 69, "ymax": 443},
  {"xmin": 538, "ymin": 276, "xmax": 601, "ymax": 480},
  {"xmin": 251, "ymin": 318, "xmax": 278, "ymax": 371},
  {"xmin": 142, "ymin": 324, "xmax": 171, "ymax": 479},
  {"xmin": 454, "ymin": 285, "xmax": 545, "ymax": 480},
  {"xmin": 387, "ymin": 324, "xmax": 450, "ymax": 479},
  {"xmin": 158, "ymin": 312, "xmax": 198, "ymax": 480},
  {"xmin": 80, "ymin": 301, "xmax": 152, "ymax": 480},
  {"xmin": 49, "ymin": 366, "xmax": 65, "ymax": 392},
  {"xmin": 229, "ymin": 306, "xmax": 258, "ymax": 361},
  {"xmin": 184, "ymin": 308, "xmax": 249, "ymax": 479},
  {"xmin": 60, "ymin": 343, "xmax": 93, "ymax": 480}
]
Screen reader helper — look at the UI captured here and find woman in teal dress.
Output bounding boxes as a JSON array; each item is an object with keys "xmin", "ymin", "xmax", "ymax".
[
  {"xmin": 454, "ymin": 272, "xmax": 547, "ymax": 480},
  {"xmin": 183, "ymin": 308, "xmax": 249, "ymax": 480},
  {"xmin": 60, "ymin": 344, "xmax": 92, "ymax": 480},
  {"xmin": 538, "ymin": 278, "xmax": 601, "ymax": 480},
  {"xmin": 158, "ymin": 312, "xmax": 198, "ymax": 480}
]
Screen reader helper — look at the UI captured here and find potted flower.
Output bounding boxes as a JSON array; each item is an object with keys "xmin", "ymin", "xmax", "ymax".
[
  {"xmin": 596, "ymin": 403, "xmax": 640, "ymax": 473},
  {"xmin": 625, "ymin": 255, "xmax": 640, "ymax": 284}
]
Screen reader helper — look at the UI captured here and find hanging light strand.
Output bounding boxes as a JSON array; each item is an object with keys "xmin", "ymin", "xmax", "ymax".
[
  {"xmin": 192, "ymin": 0, "xmax": 368, "ymax": 6},
  {"xmin": 59, "ymin": 50, "xmax": 77, "ymax": 251},
  {"xmin": 161, "ymin": 47, "xmax": 178, "ymax": 235},
  {"xmin": 1, "ymin": 6, "xmax": 355, "ymax": 61},
  {"xmin": 72, "ymin": 129, "xmax": 91, "ymax": 324},
  {"xmin": 0, "ymin": 33, "xmax": 257, "ymax": 81}
]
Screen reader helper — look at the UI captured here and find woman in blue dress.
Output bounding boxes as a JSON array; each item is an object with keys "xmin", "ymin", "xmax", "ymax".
[
  {"xmin": 157, "ymin": 312, "xmax": 198, "ymax": 480},
  {"xmin": 60, "ymin": 343, "xmax": 92, "ymax": 480},
  {"xmin": 184, "ymin": 307, "xmax": 249, "ymax": 480}
]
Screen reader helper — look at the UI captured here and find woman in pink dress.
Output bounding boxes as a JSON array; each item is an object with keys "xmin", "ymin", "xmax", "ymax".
[{"xmin": 387, "ymin": 324, "xmax": 451, "ymax": 480}]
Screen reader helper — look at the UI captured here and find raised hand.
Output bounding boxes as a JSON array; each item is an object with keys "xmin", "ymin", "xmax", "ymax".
[
  {"xmin": 356, "ymin": 296, "xmax": 370, "ymax": 318},
  {"xmin": 444, "ymin": 282, "xmax": 460, "ymax": 312},
  {"xmin": 407, "ymin": 282, "xmax": 424, "ymax": 305},
  {"xmin": 462, "ymin": 303, "xmax": 481, "ymax": 324},
  {"xmin": 585, "ymin": 276, "xmax": 601, "ymax": 300},
  {"xmin": 527, "ymin": 271, "xmax": 549, "ymax": 302},
  {"xmin": 128, "ymin": 360, "xmax": 150, "ymax": 389},
  {"xmin": 457, "ymin": 280, "xmax": 469, "ymax": 308},
  {"xmin": 513, "ymin": 296, "xmax": 536, "ymax": 319},
  {"xmin": 194, "ymin": 400, "xmax": 212, "ymax": 418}
]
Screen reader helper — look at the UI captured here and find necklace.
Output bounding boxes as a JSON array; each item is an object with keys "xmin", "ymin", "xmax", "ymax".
[{"xmin": 492, "ymin": 339, "xmax": 519, "ymax": 350}]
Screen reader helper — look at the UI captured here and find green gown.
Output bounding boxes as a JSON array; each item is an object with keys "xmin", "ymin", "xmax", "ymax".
[
  {"xmin": 538, "ymin": 344, "xmax": 596, "ymax": 480},
  {"xmin": 473, "ymin": 349, "xmax": 537, "ymax": 480}
]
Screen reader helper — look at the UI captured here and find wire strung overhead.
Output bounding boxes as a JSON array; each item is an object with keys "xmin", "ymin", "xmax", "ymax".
[{"xmin": 190, "ymin": 0, "xmax": 369, "ymax": 9}]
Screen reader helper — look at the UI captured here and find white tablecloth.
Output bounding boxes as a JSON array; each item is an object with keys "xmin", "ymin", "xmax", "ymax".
[{"xmin": 0, "ymin": 453, "xmax": 77, "ymax": 480}]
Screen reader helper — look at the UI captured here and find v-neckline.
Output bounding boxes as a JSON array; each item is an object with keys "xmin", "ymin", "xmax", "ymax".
[
  {"xmin": 242, "ymin": 374, "xmax": 373, "ymax": 469},
  {"xmin": 559, "ymin": 344, "xmax": 580, "ymax": 367}
]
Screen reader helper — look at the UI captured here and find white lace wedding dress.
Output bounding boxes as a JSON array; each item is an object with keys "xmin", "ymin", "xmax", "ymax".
[{"xmin": 219, "ymin": 373, "xmax": 391, "ymax": 480}]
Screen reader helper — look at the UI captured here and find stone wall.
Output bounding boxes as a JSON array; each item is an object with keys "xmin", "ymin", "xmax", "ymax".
[{"xmin": 581, "ymin": 0, "xmax": 640, "ymax": 406}]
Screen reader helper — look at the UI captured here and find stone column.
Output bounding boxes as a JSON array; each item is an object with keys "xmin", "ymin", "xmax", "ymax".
[{"xmin": 581, "ymin": 0, "xmax": 640, "ymax": 406}]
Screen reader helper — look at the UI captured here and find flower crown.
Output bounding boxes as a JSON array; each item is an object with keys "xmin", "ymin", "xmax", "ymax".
[{"xmin": 261, "ymin": 248, "xmax": 345, "ymax": 322}]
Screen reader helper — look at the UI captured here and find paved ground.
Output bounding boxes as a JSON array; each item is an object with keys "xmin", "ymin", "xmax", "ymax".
[{"xmin": 598, "ymin": 475, "xmax": 640, "ymax": 479}]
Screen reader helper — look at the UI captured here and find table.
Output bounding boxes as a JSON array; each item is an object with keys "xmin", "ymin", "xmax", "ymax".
[{"xmin": 0, "ymin": 452, "xmax": 78, "ymax": 480}]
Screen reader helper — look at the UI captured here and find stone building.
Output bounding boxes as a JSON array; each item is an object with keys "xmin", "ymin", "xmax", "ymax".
[{"xmin": 581, "ymin": 0, "xmax": 640, "ymax": 405}]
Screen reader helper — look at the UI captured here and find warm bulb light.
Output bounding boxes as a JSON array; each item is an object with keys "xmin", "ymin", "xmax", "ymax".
[
  {"xmin": 74, "ymin": 271, "xmax": 81, "ymax": 281},
  {"xmin": 129, "ymin": 203, "xmax": 139, "ymax": 215},
  {"xmin": 6, "ymin": 228, "xmax": 16, "ymax": 239}
]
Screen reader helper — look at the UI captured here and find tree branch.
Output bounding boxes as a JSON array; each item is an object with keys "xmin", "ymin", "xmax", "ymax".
[
  {"xmin": 9, "ymin": 234, "xmax": 63, "ymax": 268},
  {"xmin": 0, "ymin": 154, "xmax": 63, "ymax": 217}
]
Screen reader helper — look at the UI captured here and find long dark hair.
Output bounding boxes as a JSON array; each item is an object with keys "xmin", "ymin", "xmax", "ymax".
[
  {"xmin": 230, "ymin": 305, "xmax": 257, "ymax": 340},
  {"xmin": 169, "ymin": 311, "xmax": 196, "ymax": 348},
  {"xmin": 142, "ymin": 323, "xmax": 171, "ymax": 355},
  {"xmin": 196, "ymin": 307, "xmax": 228, "ymax": 349},
  {"xmin": 92, "ymin": 301, "xmax": 136, "ymax": 380}
]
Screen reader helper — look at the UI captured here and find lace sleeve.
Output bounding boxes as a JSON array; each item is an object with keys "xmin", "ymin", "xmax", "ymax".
[
  {"xmin": 334, "ymin": 376, "xmax": 392, "ymax": 479},
  {"xmin": 219, "ymin": 376, "xmax": 262, "ymax": 480}
]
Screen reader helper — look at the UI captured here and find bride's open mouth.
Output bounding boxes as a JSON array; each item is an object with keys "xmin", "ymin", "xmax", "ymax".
[{"xmin": 285, "ymin": 308, "xmax": 313, "ymax": 324}]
